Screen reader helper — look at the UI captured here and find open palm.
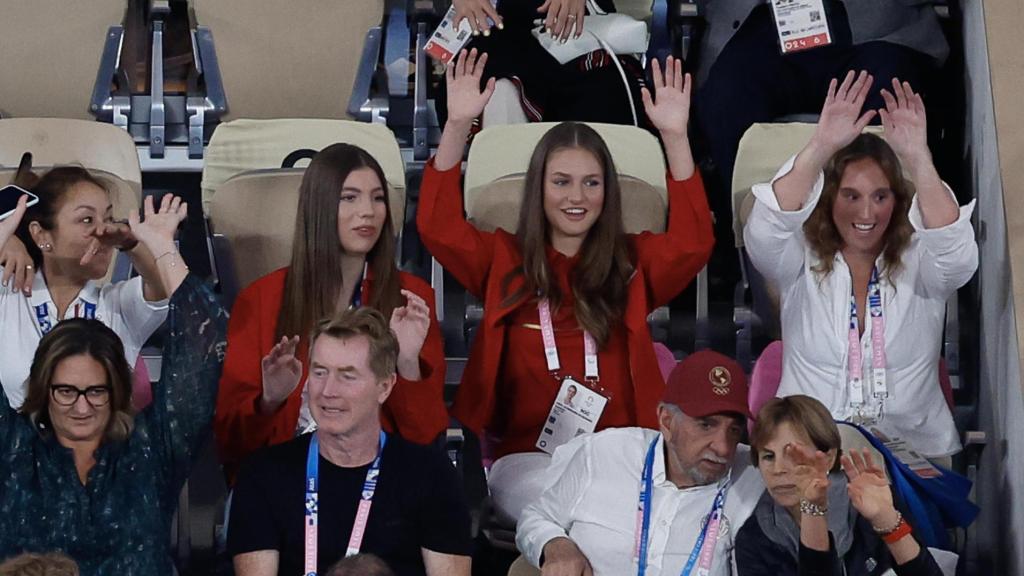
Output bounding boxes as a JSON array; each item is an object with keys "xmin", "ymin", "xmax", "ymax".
[
  {"xmin": 446, "ymin": 49, "xmax": 496, "ymax": 125},
  {"xmin": 641, "ymin": 56, "xmax": 690, "ymax": 137},
  {"xmin": 129, "ymin": 193, "xmax": 187, "ymax": 253},
  {"xmin": 879, "ymin": 78, "xmax": 929, "ymax": 167},
  {"xmin": 813, "ymin": 70, "xmax": 877, "ymax": 157},
  {"xmin": 842, "ymin": 449, "xmax": 894, "ymax": 524},
  {"xmin": 786, "ymin": 442, "xmax": 831, "ymax": 505}
]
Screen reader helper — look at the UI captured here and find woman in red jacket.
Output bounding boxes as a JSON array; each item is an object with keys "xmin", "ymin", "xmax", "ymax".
[
  {"xmin": 215, "ymin": 143, "xmax": 448, "ymax": 483},
  {"xmin": 418, "ymin": 50, "xmax": 714, "ymax": 522}
]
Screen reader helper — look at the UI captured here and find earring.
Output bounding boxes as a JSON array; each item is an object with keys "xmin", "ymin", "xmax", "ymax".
[{"xmin": 38, "ymin": 243, "xmax": 52, "ymax": 251}]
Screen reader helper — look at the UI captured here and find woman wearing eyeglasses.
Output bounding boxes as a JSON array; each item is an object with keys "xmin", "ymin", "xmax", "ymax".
[{"xmin": 0, "ymin": 195, "xmax": 228, "ymax": 575}]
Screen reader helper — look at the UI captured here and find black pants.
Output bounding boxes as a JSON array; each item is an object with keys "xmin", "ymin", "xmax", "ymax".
[{"xmin": 695, "ymin": 4, "xmax": 935, "ymax": 232}]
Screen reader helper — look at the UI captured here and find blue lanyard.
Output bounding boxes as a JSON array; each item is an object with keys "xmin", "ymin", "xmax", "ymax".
[
  {"xmin": 304, "ymin": 430, "xmax": 387, "ymax": 575},
  {"xmin": 635, "ymin": 438, "xmax": 728, "ymax": 576}
]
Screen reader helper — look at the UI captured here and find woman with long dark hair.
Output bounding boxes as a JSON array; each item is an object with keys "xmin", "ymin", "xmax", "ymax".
[
  {"xmin": 215, "ymin": 143, "xmax": 448, "ymax": 483},
  {"xmin": 743, "ymin": 72, "xmax": 978, "ymax": 459},
  {"xmin": 418, "ymin": 50, "xmax": 714, "ymax": 521}
]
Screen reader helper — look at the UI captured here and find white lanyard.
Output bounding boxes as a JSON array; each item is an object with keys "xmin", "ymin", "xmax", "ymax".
[
  {"xmin": 847, "ymin": 266, "xmax": 887, "ymax": 417},
  {"xmin": 538, "ymin": 299, "xmax": 599, "ymax": 382},
  {"xmin": 304, "ymin": 431, "xmax": 386, "ymax": 575}
]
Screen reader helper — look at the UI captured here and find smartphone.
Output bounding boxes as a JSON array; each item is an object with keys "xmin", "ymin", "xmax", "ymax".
[{"xmin": 0, "ymin": 184, "xmax": 39, "ymax": 221}]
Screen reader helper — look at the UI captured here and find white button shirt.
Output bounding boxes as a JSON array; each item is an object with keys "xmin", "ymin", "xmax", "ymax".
[
  {"xmin": 0, "ymin": 274, "xmax": 168, "ymax": 408},
  {"xmin": 517, "ymin": 427, "xmax": 764, "ymax": 576},
  {"xmin": 743, "ymin": 157, "xmax": 978, "ymax": 457}
]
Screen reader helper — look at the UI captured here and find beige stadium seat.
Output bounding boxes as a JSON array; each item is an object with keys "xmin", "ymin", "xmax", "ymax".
[
  {"xmin": 207, "ymin": 124, "xmax": 406, "ymax": 302},
  {"xmin": 0, "ymin": 1, "xmax": 126, "ymax": 119},
  {"xmin": 190, "ymin": 0, "xmax": 383, "ymax": 121},
  {"xmin": 465, "ymin": 122, "xmax": 668, "ymax": 234},
  {"xmin": 200, "ymin": 118, "xmax": 406, "ymax": 209},
  {"xmin": 0, "ymin": 118, "xmax": 142, "ymax": 283},
  {"xmin": 732, "ymin": 123, "xmax": 884, "ymax": 361}
]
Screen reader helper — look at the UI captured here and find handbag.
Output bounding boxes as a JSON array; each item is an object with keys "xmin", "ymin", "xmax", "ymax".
[
  {"xmin": 531, "ymin": 0, "xmax": 649, "ymax": 65},
  {"xmin": 531, "ymin": 0, "xmax": 649, "ymax": 125}
]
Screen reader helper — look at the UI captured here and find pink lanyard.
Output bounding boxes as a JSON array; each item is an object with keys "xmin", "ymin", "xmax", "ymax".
[
  {"xmin": 847, "ymin": 267, "xmax": 888, "ymax": 409},
  {"xmin": 538, "ymin": 299, "xmax": 599, "ymax": 382}
]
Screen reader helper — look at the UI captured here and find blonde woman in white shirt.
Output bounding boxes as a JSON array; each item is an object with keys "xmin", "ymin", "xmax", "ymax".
[
  {"xmin": 0, "ymin": 165, "xmax": 177, "ymax": 408},
  {"xmin": 743, "ymin": 71, "xmax": 977, "ymax": 459}
]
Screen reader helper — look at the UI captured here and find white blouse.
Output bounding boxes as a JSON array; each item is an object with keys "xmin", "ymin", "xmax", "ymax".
[
  {"xmin": 744, "ymin": 157, "xmax": 978, "ymax": 457},
  {"xmin": 0, "ymin": 274, "xmax": 168, "ymax": 408}
]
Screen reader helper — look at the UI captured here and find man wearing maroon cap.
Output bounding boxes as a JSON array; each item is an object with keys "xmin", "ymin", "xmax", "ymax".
[{"xmin": 517, "ymin": 351, "xmax": 766, "ymax": 576}]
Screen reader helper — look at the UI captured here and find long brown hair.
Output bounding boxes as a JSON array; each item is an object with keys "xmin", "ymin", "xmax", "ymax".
[
  {"xmin": 500, "ymin": 123, "xmax": 633, "ymax": 346},
  {"xmin": 21, "ymin": 318, "xmax": 135, "ymax": 443},
  {"xmin": 803, "ymin": 133, "xmax": 914, "ymax": 281},
  {"xmin": 276, "ymin": 143, "xmax": 401, "ymax": 342}
]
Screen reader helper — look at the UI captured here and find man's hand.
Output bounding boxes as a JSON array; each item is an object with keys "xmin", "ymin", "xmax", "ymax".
[
  {"xmin": 541, "ymin": 537, "xmax": 593, "ymax": 576},
  {"xmin": 260, "ymin": 335, "xmax": 303, "ymax": 413}
]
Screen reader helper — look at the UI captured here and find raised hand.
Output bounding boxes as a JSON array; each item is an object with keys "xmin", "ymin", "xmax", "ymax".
[
  {"xmin": 446, "ymin": 49, "xmax": 497, "ymax": 126},
  {"xmin": 811, "ymin": 70, "xmax": 877, "ymax": 159},
  {"xmin": 641, "ymin": 56, "xmax": 691, "ymax": 138},
  {"xmin": 129, "ymin": 193, "xmax": 187, "ymax": 256},
  {"xmin": 0, "ymin": 194, "xmax": 28, "ymax": 257},
  {"xmin": 879, "ymin": 78, "xmax": 929, "ymax": 169},
  {"xmin": 261, "ymin": 335, "xmax": 303, "ymax": 412},
  {"xmin": 80, "ymin": 220, "xmax": 138, "ymax": 266},
  {"xmin": 842, "ymin": 448, "xmax": 898, "ymax": 528},
  {"xmin": 537, "ymin": 0, "xmax": 585, "ymax": 42},
  {"xmin": 390, "ymin": 289, "xmax": 432, "ymax": 380},
  {"xmin": 785, "ymin": 442, "xmax": 832, "ymax": 507},
  {"xmin": 453, "ymin": 0, "xmax": 502, "ymax": 36}
]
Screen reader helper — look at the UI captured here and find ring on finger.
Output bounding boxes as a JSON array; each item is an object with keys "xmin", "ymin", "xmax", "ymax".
[{"xmin": 25, "ymin": 265, "xmax": 33, "ymax": 270}]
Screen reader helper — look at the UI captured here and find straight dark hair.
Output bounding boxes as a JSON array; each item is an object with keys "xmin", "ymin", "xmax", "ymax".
[
  {"xmin": 500, "ymin": 122, "xmax": 633, "ymax": 347},
  {"xmin": 275, "ymin": 143, "xmax": 401, "ymax": 342}
]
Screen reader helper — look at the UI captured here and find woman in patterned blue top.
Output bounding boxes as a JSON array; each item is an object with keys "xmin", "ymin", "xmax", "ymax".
[{"xmin": 0, "ymin": 193, "xmax": 228, "ymax": 575}]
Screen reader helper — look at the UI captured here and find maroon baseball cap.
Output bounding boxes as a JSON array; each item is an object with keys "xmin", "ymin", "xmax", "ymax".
[{"xmin": 662, "ymin": 350, "xmax": 751, "ymax": 419}]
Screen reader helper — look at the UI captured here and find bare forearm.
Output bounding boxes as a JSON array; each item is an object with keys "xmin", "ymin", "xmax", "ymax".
[
  {"xmin": 436, "ymin": 120, "xmax": 473, "ymax": 171},
  {"xmin": 128, "ymin": 243, "xmax": 168, "ymax": 301},
  {"xmin": 397, "ymin": 355, "xmax": 423, "ymax": 381},
  {"xmin": 773, "ymin": 140, "xmax": 832, "ymax": 212},
  {"xmin": 145, "ymin": 240, "xmax": 188, "ymax": 296},
  {"xmin": 905, "ymin": 153, "xmax": 959, "ymax": 229},
  {"xmin": 661, "ymin": 131, "xmax": 695, "ymax": 181},
  {"xmin": 799, "ymin": 514, "xmax": 830, "ymax": 552}
]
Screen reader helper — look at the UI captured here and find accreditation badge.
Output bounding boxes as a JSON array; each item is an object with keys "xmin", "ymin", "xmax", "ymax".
[{"xmin": 769, "ymin": 0, "xmax": 833, "ymax": 54}]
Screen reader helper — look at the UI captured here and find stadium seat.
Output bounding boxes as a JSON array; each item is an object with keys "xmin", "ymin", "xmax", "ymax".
[
  {"xmin": 447, "ymin": 121, "xmax": 702, "ymax": 352},
  {"xmin": 191, "ymin": 0, "xmax": 383, "ymax": 122},
  {"xmin": 731, "ymin": 122, "xmax": 884, "ymax": 369},
  {"xmin": 0, "ymin": 1, "xmax": 127, "ymax": 119},
  {"xmin": 205, "ymin": 120, "xmax": 406, "ymax": 306},
  {"xmin": 0, "ymin": 118, "xmax": 142, "ymax": 283}
]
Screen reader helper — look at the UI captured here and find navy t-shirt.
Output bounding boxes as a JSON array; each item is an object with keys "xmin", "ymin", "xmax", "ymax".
[{"xmin": 228, "ymin": 433, "xmax": 472, "ymax": 576}]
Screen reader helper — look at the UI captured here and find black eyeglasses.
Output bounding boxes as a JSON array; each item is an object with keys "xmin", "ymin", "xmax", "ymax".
[{"xmin": 50, "ymin": 385, "xmax": 112, "ymax": 407}]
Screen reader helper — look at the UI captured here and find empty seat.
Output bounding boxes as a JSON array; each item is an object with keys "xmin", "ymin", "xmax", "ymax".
[
  {"xmin": 0, "ymin": 1, "xmax": 126, "ymax": 119},
  {"xmin": 191, "ymin": 0, "xmax": 383, "ymax": 121}
]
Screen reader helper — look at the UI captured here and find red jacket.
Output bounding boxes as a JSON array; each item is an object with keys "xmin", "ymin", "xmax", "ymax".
[
  {"xmin": 417, "ymin": 160, "xmax": 714, "ymax": 439},
  {"xmin": 214, "ymin": 267, "xmax": 448, "ymax": 483}
]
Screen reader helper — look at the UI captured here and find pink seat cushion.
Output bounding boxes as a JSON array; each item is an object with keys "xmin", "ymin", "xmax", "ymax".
[
  {"xmin": 653, "ymin": 342, "xmax": 677, "ymax": 382},
  {"xmin": 132, "ymin": 355, "xmax": 153, "ymax": 412},
  {"xmin": 748, "ymin": 341, "xmax": 784, "ymax": 434}
]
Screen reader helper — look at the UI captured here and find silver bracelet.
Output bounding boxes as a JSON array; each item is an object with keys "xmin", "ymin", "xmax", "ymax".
[{"xmin": 800, "ymin": 499, "xmax": 828, "ymax": 517}]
